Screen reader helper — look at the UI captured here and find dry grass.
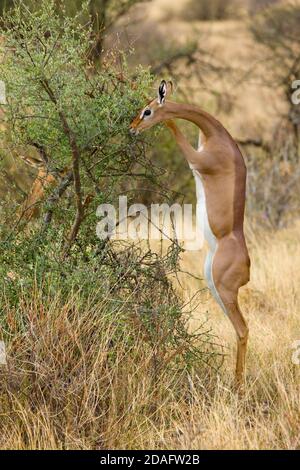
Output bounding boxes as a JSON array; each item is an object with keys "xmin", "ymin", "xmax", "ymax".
[
  {"xmin": 0, "ymin": 220, "xmax": 299, "ymax": 449},
  {"xmin": 170, "ymin": 220, "xmax": 300, "ymax": 449}
]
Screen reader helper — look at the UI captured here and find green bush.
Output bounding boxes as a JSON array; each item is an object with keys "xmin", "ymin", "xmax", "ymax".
[{"xmin": 0, "ymin": 8, "xmax": 223, "ymax": 449}]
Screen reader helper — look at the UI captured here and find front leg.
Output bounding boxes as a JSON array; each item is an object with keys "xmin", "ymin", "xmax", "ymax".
[{"xmin": 164, "ymin": 120, "xmax": 207, "ymax": 171}]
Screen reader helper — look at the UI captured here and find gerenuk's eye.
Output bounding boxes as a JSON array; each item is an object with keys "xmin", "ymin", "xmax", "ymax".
[{"xmin": 143, "ymin": 109, "xmax": 152, "ymax": 117}]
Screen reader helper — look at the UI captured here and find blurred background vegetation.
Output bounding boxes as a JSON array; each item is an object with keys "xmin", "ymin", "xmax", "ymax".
[{"xmin": 0, "ymin": 0, "xmax": 300, "ymax": 450}]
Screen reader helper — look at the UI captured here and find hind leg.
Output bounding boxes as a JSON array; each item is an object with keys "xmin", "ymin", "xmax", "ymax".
[
  {"xmin": 206, "ymin": 237, "xmax": 250, "ymax": 386},
  {"xmin": 225, "ymin": 302, "xmax": 249, "ymax": 387}
]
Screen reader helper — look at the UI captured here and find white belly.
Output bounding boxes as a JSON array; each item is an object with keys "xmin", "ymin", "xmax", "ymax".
[
  {"xmin": 193, "ymin": 170, "xmax": 216, "ymax": 251},
  {"xmin": 192, "ymin": 169, "xmax": 227, "ymax": 315}
]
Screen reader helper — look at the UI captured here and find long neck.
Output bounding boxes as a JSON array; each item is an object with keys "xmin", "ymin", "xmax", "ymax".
[{"xmin": 162, "ymin": 101, "xmax": 227, "ymax": 138}]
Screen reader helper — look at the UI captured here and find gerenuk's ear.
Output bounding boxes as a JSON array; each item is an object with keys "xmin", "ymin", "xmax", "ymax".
[{"xmin": 157, "ymin": 80, "xmax": 173, "ymax": 105}]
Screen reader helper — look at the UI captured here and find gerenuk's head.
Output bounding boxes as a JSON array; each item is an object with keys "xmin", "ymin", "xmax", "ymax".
[{"xmin": 129, "ymin": 80, "xmax": 173, "ymax": 135}]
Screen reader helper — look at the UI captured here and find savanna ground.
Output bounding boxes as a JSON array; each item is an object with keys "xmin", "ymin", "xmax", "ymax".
[
  {"xmin": 1, "ymin": 221, "xmax": 299, "ymax": 449},
  {"xmin": 0, "ymin": 0, "xmax": 300, "ymax": 450},
  {"xmin": 177, "ymin": 221, "xmax": 300, "ymax": 449}
]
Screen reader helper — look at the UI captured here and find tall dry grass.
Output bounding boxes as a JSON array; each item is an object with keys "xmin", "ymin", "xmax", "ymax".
[
  {"xmin": 169, "ymin": 220, "xmax": 300, "ymax": 449},
  {"xmin": 0, "ymin": 221, "xmax": 299, "ymax": 449}
]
